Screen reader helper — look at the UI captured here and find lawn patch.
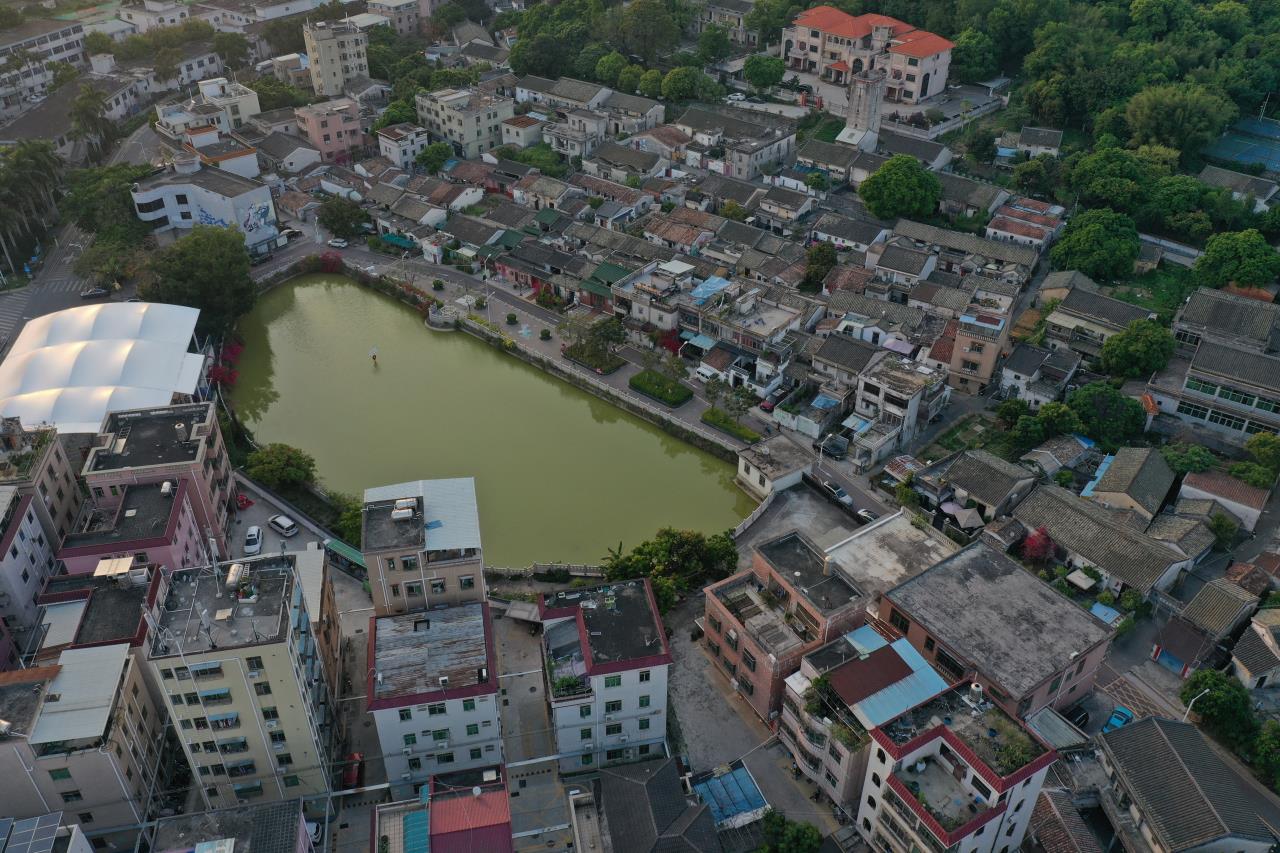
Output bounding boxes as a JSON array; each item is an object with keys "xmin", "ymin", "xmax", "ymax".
[
  {"xmin": 701, "ymin": 407, "xmax": 761, "ymax": 442},
  {"xmin": 629, "ymin": 369, "xmax": 693, "ymax": 407},
  {"xmin": 564, "ymin": 342, "xmax": 626, "ymax": 374}
]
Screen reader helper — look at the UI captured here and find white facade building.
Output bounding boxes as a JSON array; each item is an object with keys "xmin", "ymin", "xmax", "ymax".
[
  {"xmin": 0, "ymin": 485, "xmax": 56, "ymax": 643},
  {"xmin": 368, "ymin": 603, "xmax": 502, "ymax": 798},
  {"xmin": 539, "ymin": 580, "xmax": 671, "ymax": 772},
  {"xmin": 131, "ymin": 156, "xmax": 280, "ymax": 253},
  {"xmin": 0, "ymin": 19, "xmax": 87, "ymax": 117},
  {"xmin": 376, "ymin": 123, "xmax": 430, "ymax": 171}
]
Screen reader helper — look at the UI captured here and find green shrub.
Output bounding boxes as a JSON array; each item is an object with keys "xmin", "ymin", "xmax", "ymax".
[
  {"xmin": 629, "ymin": 368, "xmax": 694, "ymax": 406},
  {"xmin": 1096, "ymin": 589, "xmax": 1116, "ymax": 606},
  {"xmin": 475, "ymin": 296, "xmax": 486, "ymax": 309},
  {"xmin": 540, "ymin": 328, "xmax": 552, "ymax": 340},
  {"xmin": 432, "ymin": 279, "xmax": 444, "ymax": 291},
  {"xmin": 506, "ymin": 312, "xmax": 517, "ymax": 325},
  {"xmin": 701, "ymin": 407, "xmax": 761, "ymax": 442}
]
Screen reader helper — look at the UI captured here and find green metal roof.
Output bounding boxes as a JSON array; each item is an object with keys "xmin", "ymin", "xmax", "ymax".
[
  {"xmin": 534, "ymin": 207, "xmax": 561, "ymax": 225},
  {"xmin": 580, "ymin": 278, "xmax": 614, "ymax": 298},
  {"xmin": 496, "ymin": 229, "xmax": 525, "ymax": 248},
  {"xmin": 591, "ymin": 262, "xmax": 631, "ymax": 284},
  {"xmin": 324, "ymin": 538, "xmax": 366, "ymax": 569}
]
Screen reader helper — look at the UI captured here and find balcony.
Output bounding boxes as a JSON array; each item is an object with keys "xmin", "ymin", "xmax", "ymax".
[
  {"xmin": 218, "ymin": 739, "xmax": 249, "ymax": 754},
  {"xmin": 714, "ymin": 577, "xmax": 807, "ymax": 658},
  {"xmin": 893, "ymin": 761, "xmax": 990, "ymax": 833},
  {"xmin": 226, "ymin": 761, "xmax": 257, "ymax": 778}
]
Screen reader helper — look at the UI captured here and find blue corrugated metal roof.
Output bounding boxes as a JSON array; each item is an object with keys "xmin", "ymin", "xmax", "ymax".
[
  {"xmin": 1090, "ymin": 601, "xmax": 1123, "ymax": 626},
  {"xmin": 845, "ymin": 624, "xmax": 888, "ymax": 655},
  {"xmin": 693, "ymin": 766, "xmax": 768, "ymax": 825},
  {"xmin": 1080, "ymin": 454, "xmax": 1114, "ymax": 497},
  {"xmin": 403, "ymin": 808, "xmax": 430, "ymax": 853},
  {"xmin": 855, "ymin": 639, "xmax": 950, "ymax": 726}
]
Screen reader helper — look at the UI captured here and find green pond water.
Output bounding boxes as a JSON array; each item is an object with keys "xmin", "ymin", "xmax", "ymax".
[{"xmin": 230, "ymin": 274, "xmax": 756, "ymax": 567}]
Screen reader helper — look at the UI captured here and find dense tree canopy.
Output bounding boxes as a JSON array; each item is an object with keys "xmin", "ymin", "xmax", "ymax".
[
  {"xmin": 141, "ymin": 226, "xmax": 255, "ymax": 336},
  {"xmin": 1049, "ymin": 208, "xmax": 1140, "ymax": 281},
  {"xmin": 858, "ymin": 155, "xmax": 942, "ymax": 219},
  {"xmin": 1100, "ymin": 319, "xmax": 1176, "ymax": 378},
  {"xmin": 1067, "ymin": 382, "xmax": 1147, "ymax": 451},
  {"xmin": 1194, "ymin": 229, "xmax": 1280, "ymax": 288}
]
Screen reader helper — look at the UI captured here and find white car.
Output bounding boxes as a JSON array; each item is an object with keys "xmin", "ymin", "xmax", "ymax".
[
  {"xmin": 823, "ymin": 480, "xmax": 854, "ymax": 507},
  {"xmin": 243, "ymin": 525, "xmax": 264, "ymax": 556},
  {"xmin": 268, "ymin": 514, "xmax": 299, "ymax": 538},
  {"xmin": 326, "ymin": 238, "xmax": 349, "ymax": 248},
  {"xmin": 726, "ymin": 92, "xmax": 746, "ymax": 102}
]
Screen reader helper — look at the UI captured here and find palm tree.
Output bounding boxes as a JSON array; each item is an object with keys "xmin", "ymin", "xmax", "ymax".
[
  {"xmin": 5, "ymin": 141, "xmax": 61, "ymax": 228},
  {"xmin": 69, "ymin": 84, "xmax": 111, "ymax": 159},
  {"xmin": 3, "ymin": 49, "xmax": 42, "ymax": 94}
]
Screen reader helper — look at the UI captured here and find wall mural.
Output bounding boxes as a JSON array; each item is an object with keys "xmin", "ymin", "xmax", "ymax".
[
  {"xmin": 196, "ymin": 207, "xmax": 231, "ymax": 228},
  {"xmin": 241, "ymin": 200, "xmax": 274, "ymax": 234}
]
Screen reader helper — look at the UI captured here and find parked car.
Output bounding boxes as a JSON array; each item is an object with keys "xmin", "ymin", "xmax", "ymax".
[
  {"xmin": 281, "ymin": 227, "xmax": 301, "ymax": 240},
  {"xmin": 760, "ymin": 389, "xmax": 783, "ymax": 412},
  {"xmin": 694, "ymin": 365, "xmax": 720, "ymax": 383},
  {"xmin": 250, "ymin": 252, "xmax": 274, "ymax": 266},
  {"xmin": 856, "ymin": 509, "xmax": 879, "ymax": 525},
  {"xmin": 327, "ymin": 238, "xmax": 349, "ymax": 248},
  {"xmin": 726, "ymin": 92, "xmax": 746, "ymax": 102},
  {"xmin": 1102, "ymin": 706, "xmax": 1134, "ymax": 733},
  {"xmin": 268, "ymin": 514, "xmax": 299, "ymax": 537},
  {"xmin": 243, "ymin": 525, "xmax": 263, "ymax": 556},
  {"xmin": 814, "ymin": 433, "xmax": 849, "ymax": 460},
  {"xmin": 823, "ymin": 480, "xmax": 853, "ymax": 506},
  {"xmin": 80, "ymin": 287, "xmax": 109, "ymax": 299},
  {"xmin": 1066, "ymin": 705, "xmax": 1090, "ymax": 730}
]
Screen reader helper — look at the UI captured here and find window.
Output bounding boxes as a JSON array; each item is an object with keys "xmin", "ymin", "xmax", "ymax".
[
  {"xmin": 924, "ymin": 637, "xmax": 935, "ymax": 652},
  {"xmin": 605, "ymin": 700, "xmax": 622, "ymax": 713},
  {"xmin": 284, "ymin": 775, "xmax": 301, "ymax": 787},
  {"xmin": 77, "ymin": 813, "xmax": 93, "ymax": 824},
  {"xmin": 581, "ymin": 754, "xmax": 594, "ymax": 766},
  {"xmin": 390, "ymin": 584, "xmax": 401, "ymax": 597},
  {"xmin": 604, "ymin": 675, "xmax": 622, "ymax": 688},
  {"xmin": 437, "ymin": 752, "xmax": 455, "ymax": 764},
  {"xmin": 49, "ymin": 768, "xmax": 71, "ymax": 781},
  {"xmin": 399, "ymin": 709, "xmax": 412, "ymax": 721},
  {"xmin": 405, "ymin": 583, "xmax": 421, "ymax": 597},
  {"xmin": 866, "ymin": 795, "xmax": 877, "ymax": 808},
  {"xmin": 1186, "ymin": 377, "xmax": 1219, "ymax": 395},
  {"xmin": 276, "ymin": 753, "xmax": 293, "ymax": 766},
  {"xmin": 61, "ymin": 791, "xmax": 84, "ymax": 803},
  {"xmin": 606, "ymin": 749, "xmax": 626, "ymax": 761},
  {"xmin": 428, "ymin": 703, "xmax": 446, "ymax": 716},
  {"xmin": 708, "ymin": 616, "xmax": 721, "ymax": 634},
  {"xmin": 889, "ymin": 609, "xmax": 910, "ymax": 633},
  {"xmin": 1049, "ymin": 675, "xmax": 1062, "ymax": 693},
  {"xmin": 606, "ymin": 723, "xmax": 622, "ymax": 735},
  {"xmin": 466, "ymin": 723, "xmax": 479, "ymax": 736},
  {"xmin": 254, "ymin": 682, "xmax": 272, "ymax": 696},
  {"xmin": 462, "ymin": 699, "xmax": 475, "ymax": 712},
  {"xmin": 430, "ymin": 579, "xmax": 446, "ymax": 594},
  {"xmin": 262, "ymin": 707, "xmax": 279, "ymax": 720},
  {"xmin": 1177, "ymin": 400, "xmax": 1209, "ymax": 420},
  {"xmin": 742, "ymin": 650, "xmax": 756, "ymax": 672},
  {"xmin": 161, "ymin": 668, "xmax": 174, "ymax": 680},
  {"xmin": 432, "ymin": 729, "xmax": 449, "ymax": 742},
  {"xmin": 460, "ymin": 575, "xmax": 475, "ymax": 590},
  {"xmin": 581, "ymin": 728, "xmax": 592, "ymax": 740},
  {"xmin": 408, "ymin": 757, "xmax": 421, "ymax": 770},
  {"xmin": 639, "ymin": 718, "xmax": 650, "ymax": 730},
  {"xmin": 1208, "ymin": 409, "xmax": 1246, "ymax": 431},
  {"xmin": 580, "ymin": 705, "xmax": 592, "ymax": 718},
  {"xmin": 403, "ymin": 733, "xmax": 417, "ymax": 746},
  {"xmin": 639, "ymin": 695, "xmax": 651, "ymax": 708}
]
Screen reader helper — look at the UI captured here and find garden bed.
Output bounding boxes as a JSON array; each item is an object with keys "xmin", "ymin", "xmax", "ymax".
[
  {"xmin": 563, "ymin": 342, "xmax": 626, "ymax": 374},
  {"xmin": 701, "ymin": 407, "xmax": 761, "ymax": 443},
  {"xmin": 629, "ymin": 369, "xmax": 693, "ymax": 407}
]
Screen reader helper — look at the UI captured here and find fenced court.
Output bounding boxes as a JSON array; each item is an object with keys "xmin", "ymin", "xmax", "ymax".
[{"xmin": 1205, "ymin": 116, "xmax": 1280, "ymax": 171}]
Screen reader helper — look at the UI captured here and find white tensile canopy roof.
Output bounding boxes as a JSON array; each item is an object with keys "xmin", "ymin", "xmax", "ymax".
[{"xmin": 0, "ymin": 303, "xmax": 204, "ymax": 434}]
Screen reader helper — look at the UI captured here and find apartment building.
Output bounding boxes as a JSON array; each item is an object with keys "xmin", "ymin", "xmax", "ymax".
[
  {"xmin": 82, "ymin": 402, "xmax": 234, "ymax": 561},
  {"xmin": 361, "ymin": 478, "xmax": 486, "ymax": 616},
  {"xmin": 855, "ymin": 683, "xmax": 1057, "ymax": 853},
  {"xmin": 376, "ymin": 122, "xmax": 430, "ymax": 171},
  {"xmin": 545, "ymin": 108, "xmax": 607, "ymax": 159},
  {"xmin": 1043, "ymin": 286, "xmax": 1153, "ymax": 364},
  {"xmin": 368, "ymin": 603, "xmax": 501, "ymax": 797},
  {"xmin": 0, "ymin": 19, "xmax": 87, "ymax": 117},
  {"xmin": 303, "ymin": 20, "xmax": 368, "ymax": 97},
  {"xmin": 779, "ymin": 624, "xmax": 949, "ymax": 808},
  {"xmin": 146, "ymin": 557, "xmax": 332, "ymax": 808},
  {"xmin": 1149, "ymin": 288, "xmax": 1280, "ymax": 443},
  {"xmin": 295, "ymin": 97, "xmax": 366, "ymax": 163},
  {"xmin": 948, "ymin": 280, "xmax": 1017, "ymax": 394},
  {"xmin": 130, "ymin": 156, "xmax": 280, "ymax": 250},
  {"xmin": 415, "ymin": 88, "xmax": 514, "ymax": 159},
  {"xmin": 539, "ymin": 580, "xmax": 671, "ymax": 772},
  {"xmin": 0, "ymin": 643, "xmax": 165, "ymax": 849},
  {"xmin": 848, "ymin": 355, "xmax": 950, "ymax": 471},
  {"xmin": 369, "ymin": 0, "xmax": 419, "ymax": 35},
  {"xmin": 120, "ymin": 0, "xmax": 190, "ymax": 31},
  {"xmin": 57, "ymin": 480, "xmax": 209, "ymax": 575},
  {"xmin": 195, "ymin": 76, "xmax": 261, "ymax": 128},
  {"xmin": 700, "ymin": 0, "xmax": 756, "ymax": 45},
  {"xmin": 0, "ymin": 418, "xmax": 81, "ymax": 543},
  {"xmin": 30, "ymin": 564, "xmax": 166, "ymax": 665},
  {"xmin": 878, "ymin": 541, "xmax": 1113, "ymax": 718},
  {"xmin": 782, "ymin": 5, "xmax": 952, "ymax": 101},
  {"xmin": 703, "ymin": 517, "xmax": 957, "ymax": 722},
  {"xmin": 0, "ymin": 487, "xmax": 56, "ymax": 649}
]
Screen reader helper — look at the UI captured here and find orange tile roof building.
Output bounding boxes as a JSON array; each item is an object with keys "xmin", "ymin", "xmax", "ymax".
[{"xmin": 782, "ymin": 5, "xmax": 953, "ymax": 102}]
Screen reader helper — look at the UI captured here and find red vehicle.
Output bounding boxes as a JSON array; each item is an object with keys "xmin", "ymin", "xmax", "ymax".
[{"xmin": 341, "ymin": 752, "xmax": 364, "ymax": 788}]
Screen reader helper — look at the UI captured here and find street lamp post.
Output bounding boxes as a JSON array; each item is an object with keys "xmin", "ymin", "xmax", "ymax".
[{"xmin": 1182, "ymin": 687, "xmax": 1211, "ymax": 722}]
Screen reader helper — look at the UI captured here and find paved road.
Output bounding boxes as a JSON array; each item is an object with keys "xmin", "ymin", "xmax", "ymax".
[{"xmin": 109, "ymin": 122, "xmax": 163, "ymax": 167}]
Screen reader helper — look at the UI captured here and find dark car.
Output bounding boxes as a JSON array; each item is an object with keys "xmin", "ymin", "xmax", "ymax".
[
  {"xmin": 760, "ymin": 389, "xmax": 783, "ymax": 413},
  {"xmin": 249, "ymin": 252, "xmax": 274, "ymax": 266},
  {"xmin": 80, "ymin": 287, "xmax": 109, "ymax": 299},
  {"xmin": 1066, "ymin": 705, "xmax": 1089, "ymax": 730},
  {"xmin": 814, "ymin": 433, "xmax": 849, "ymax": 460}
]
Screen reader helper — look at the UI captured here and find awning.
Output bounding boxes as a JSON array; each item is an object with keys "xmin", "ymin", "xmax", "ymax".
[
  {"xmin": 324, "ymin": 538, "xmax": 367, "ymax": 570},
  {"xmin": 828, "ymin": 60, "xmax": 849, "ymax": 72},
  {"xmin": 1067, "ymin": 569, "xmax": 1097, "ymax": 591},
  {"xmin": 842, "ymin": 415, "xmax": 873, "ymax": 434},
  {"xmin": 380, "ymin": 232, "xmax": 416, "ymax": 249},
  {"xmin": 681, "ymin": 332, "xmax": 716, "ymax": 350}
]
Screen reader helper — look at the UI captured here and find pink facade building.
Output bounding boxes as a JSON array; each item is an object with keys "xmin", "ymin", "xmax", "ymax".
[
  {"xmin": 295, "ymin": 98, "xmax": 366, "ymax": 164},
  {"xmin": 81, "ymin": 402, "xmax": 233, "ymax": 560},
  {"xmin": 57, "ymin": 480, "xmax": 207, "ymax": 575}
]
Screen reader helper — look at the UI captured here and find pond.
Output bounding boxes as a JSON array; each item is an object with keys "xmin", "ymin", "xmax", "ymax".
[{"xmin": 230, "ymin": 274, "xmax": 756, "ymax": 566}]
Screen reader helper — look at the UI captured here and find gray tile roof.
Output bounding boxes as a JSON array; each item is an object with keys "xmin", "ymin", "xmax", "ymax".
[
  {"xmin": 828, "ymin": 291, "xmax": 924, "ymax": 330},
  {"xmin": 1013, "ymin": 485, "xmax": 1181, "ymax": 592},
  {"xmin": 1198, "ymin": 165, "xmax": 1278, "ymax": 201},
  {"xmin": 599, "ymin": 758, "xmax": 720, "ymax": 853},
  {"xmin": 1091, "ymin": 447, "xmax": 1175, "ymax": 517},
  {"xmin": 892, "ymin": 219, "xmax": 1039, "ymax": 267},
  {"xmin": 813, "ymin": 334, "xmax": 879, "ymax": 374},
  {"xmin": 1005, "ymin": 343, "xmax": 1052, "ymax": 377},
  {"xmin": 937, "ymin": 172, "xmax": 1007, "ymax": 210},
  {"xmin": 590, "ymin": 141, "xmax": 660, "ymax": 173},
  {"xmin": 798, "ymin": 138, "xmax": 862, "ymax": 170},
  {"xmin": 885, "ymin": 542, "xmax": 1111, "ymax": 698},
  {"xmin": 934, "ymin": 449, "xmax": 1033, "ymax": 511},
  {"xmin": 1099, "ymin": 717, "xmax": 1274, "ymax": 850},
  {"xmin": 879, "ymin": 131, "xmax": 947, "ymax": 164},
  {"xmin": 1041, "ymin": 270, "xmax": 1097, "ymax": 293},
  {"xmin": 1145, "ymin": 515, "xmax": 1214, "ymax": 560},
  {"xmin": 602, "ymin": 91, "xmax": 660, "ymax": 116},
  {"xmin": 1232, "ymin": 625, "xmax": 1280, "ymax": 675},
  {"xmin": 1059, "ymin": 287, "xmax": 1152, "ymax": 329},
  {"xmin": 1192, "ymin": 339, "xmax": 1280, "ymax": 394},
  {"xmin": 1180, "ymin": 577, "xmax": 1258, "ymax": 637},
  {"xmin": 1019, "ymin": 126, "xmax": 1063, "ymax": 148},
  {"xmin": 1176, "ymin": 288, "xmax": 1280, "ymax": 352},
  {"xmin": 877, "ymin": 244, "xmax": 931, "ymax": 275}
]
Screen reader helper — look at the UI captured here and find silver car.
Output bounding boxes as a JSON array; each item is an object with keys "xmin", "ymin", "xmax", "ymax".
[{"xmin": 243, "ymin": 525, "xmax": 263, "ymax": 556}]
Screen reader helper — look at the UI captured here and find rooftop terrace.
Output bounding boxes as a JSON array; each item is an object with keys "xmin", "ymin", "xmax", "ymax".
[
  {"xmin": 86, "ymin": 402, "xmax": 212, "ymax": 472},
  {"xmin": 758, "ymin": 532, "xmax": 862, "ymax": 616},
  {"xmin": 152, "ymin": 557, "xmax": 297, "ymax": 656},
  {"xmin": 61, "ymin": 483, "xmax": 181, "ymax": 549},
  {"xmin": 0, "ymin": 666, "xmax": 56, "ymax": 737},
  {"xmin": 882, "ymin": 686, "xmax": 1047, "ymax": 777},
  {"xmin": 152, "ymin": 800, "xmax": 304, "ymax": 852},
  {"xmin": 715, "ymin": 574, "xmax": 807, "ymax": 655},
  {"xmin": 824, "ymin": 512, "xmax": 958, "ymax": 596},
  {"xmin": 371, "ymin": 603, "xmax": 492, "ymax": 705},
  {"xmin": 41, "ymin": 570, "xmax": 154, "ymax": 647}
]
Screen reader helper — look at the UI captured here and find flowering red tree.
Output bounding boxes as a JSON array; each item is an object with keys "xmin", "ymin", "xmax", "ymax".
[
  {"xmin": 220, "ymin": 341, "xmax": 244, "ymax": 365},
  {"xmin": 319, "ymin": 251, "xmax": 344, "ymax": 273},
  {"xmin": 1021, "ymin": 525, "xmax": 1055, "ymax": 563},
  {"xmin": 208, "ymin": 365, "xmax": 239, "ymax": 387},
  {"xmin": 657, "ymin": 328, "xmax": 682, "ymax": 354}
]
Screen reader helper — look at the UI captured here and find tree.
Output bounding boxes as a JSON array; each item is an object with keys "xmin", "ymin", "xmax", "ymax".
[
  {"xmin": 964, "ymin": 126, "xmax": 997, "ymax": 164},
  {"xmin": 415, "ymin": 142, "xmax": 453, "ymax": 174},
  {"xmin": 1194, "ymin": 229, "xmax": 1280, "ymax": 289},
  {"xmin": 601, "ymin": 527, "xmax": 739, "ymax": 591},
  {"xmin": 1228, "ymin": 462, "xmax": 1276, "ymax": 489},
  {"xmin": 595, "ymin": 50, "xmax": 628, "ymax": 86},
  {"xmin": 951, "ymin": 28, "xmax": 997, "ymax": 82},
  {"xmin": 1013, "ymin": 155, "xmax": 1061, "ymax": 197},
  {"xmin": 68, "ymin": 84, "xmax": 113, "ymax": 160},
  {"xmin": 661, "ymin": 67, "xmax": 704, "ymax": 101},
  {"xmin": 141, "ymin": 227, "xmax": 255, "ymax": 336},
  {"xmin": 1021, "ymin": 525, "xmax": 1055, "ymax": 563},
  {"xmin": 722, "ymin": 386, "xmax": 756, "ymax": 423},
  {"xmin": 801, "ymin": 241, "xmax": 837, "ymax": 293},
  {"xmin": 62, "ymin": 163, "xmax": 152, "ymax": 232},
  {"xmin": 1054, "ymin": 469, "xmax": 1075, "ymax": 487},
  {"xmin": 616, "ymin": 64, "xmax": 643, "ymax": 94},
  {"xmin": 1160, "ymin": 442, "xmax": 1216, "ymax": 474},
  {"xmin": 622, "ymin": 0, "xmax": 678, "ymax": 64},
  {"xmin": 1067, "ymin": 382, "xmax": 1146, "ymax": 451},
  {"xmin": 245, "ymin": 443, "xmax": 318, "ymax": 491},
  {"xmin": 1049, "ymin": 208, "xmax": 1140, "ymax": 281},
  {"xmin": 698, "ymin": 24, "xmax": 732, "ymax": 64},
  {"xmin": 1010, "ymin": 415, "xmax": 1046, "ymax": 452},
  {"xmin": 84, "ymin": 31, "xmax": 113, "ymax": 55},
  {"xmin": 1036, "ymin": 401, "xmax": 1083, "ymax": 437},
  {"xmin": 895, "ymin": 474, "xmax": 920, "ymax": 509},
  {"xmin": 1245, "ymin": 432, "xmax": 1280, "ymax": 475},
  {"xmin": 1100, "ymin": 319, "xmax": 1176, "ymax": 379},
  {"xmin": 331, "ymin": 492, "xmax": 363, "ymax": 545},
  {"xmin": 47, "ymin": 61, "xmax": 79, "ymax": 92},
  {"xmin": 373, "ymin": 99, "xmax": 417, "ymax": 130},
  {"xmin": 759, "ymin": 809, "xmax": 823, "ymax": 853},
  {"xmin": 1180, "ymin": 669, "xmax": 1258, "ymax": 750},
  {"xmin": 247, "ymin": 76, "xmax": 310, "ymax": 111},
  {"xmin": 743, "ymin": 0, "xmax": 791, "ymax": 45},
  {"xmin": 804, "ymin": 171, "xmax": 829, "ymax": 191},
  {"xmin": 317, "ymin": 197, "xmax": 369, "ymax": 239},
  {"xmin": 213, "ymin": 32, "xmax": 250, "ymax": 69},
  {"xmin": 996, "ymin": 398, "xmax": 1031, "ymax": 429},
  {"xmin": 858, "ymin": 155, "xmax": 942, "ymax": 220},
  {"xmin": 153, "ymin": 47, "xmax": 182, "ymax": 84},
  {"xmin": 743, "ymin": 54, "xmax": 785, "ymax": 91},
  {"xmin": 1125, "ymin": 83, "xmax": 1237, "ymax": 164},
  {"xmin": 1208, "ymin": 511, "xmax": 1238, "ymax": 550},
  {"xmin": 638, "ymin": 68, "xmax": 663, "ymax": 99},
  {"xmin": 704, "ymin": 377, "xmax": 728, "ymax": 410},
  {"xmin": 1255, "ymin": 720, "xmax": 1280, "ymax": 790},
  {"xmin": 720, "ymin": 200, "xmax": 747, "ymax": 222}
]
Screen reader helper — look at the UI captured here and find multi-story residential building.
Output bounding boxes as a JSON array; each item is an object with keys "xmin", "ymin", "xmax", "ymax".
[
  {"xmin": 376, "ymin": 122, "xmax": 430, "ymax": 171},
  {"xmin": 295, "ymin": 97, "xmax": 366, "ymax": 163},
  {"xmin": 150, "ymin": 798, "xmax": 316, "ymax": 852},
  {"xmin": 544, "ymin": 108, "xmax": 607, "ymax": 159},
  {"xmin": 195, "ymin": 76, "xmax": 261, "ymax": 128},
  {"xmin": 779, "ymin": 624, "xmax": 950, "ymax": 808},
  {"xmin": 672, "ymin": 106, "xmax": 797, "ymax": 180},
  {"xmin": 368, "ymin": 603, "xmax": 501, "ymax": 796},
  {"xmin": 0, "ymin": 19, "xmax": 87, "ymax": 117},
  {"xmin": 155, "ymin": 98, "xmax": 233, "ymax": 140},
  {"xmin": 361, "ymin": 478, "xmax": 486, "ymax": 616},
  {"xmin": 57, "ymin": 480, "xmax": 209, "ymax": 575},
  {"xmin": 1043, "ymin": 286, "xmax": 1153, "ymax": 364},
  {"xmin": 1094, "ymin": 717, "xmax": 1274, "ymax": 853},
  {"xmin": 855, "ymin": 683, "xmax": 1057, "ymax": 853},
  {"xmin": 120, "ymin": 0, "xmax": 191, "ymax": 31},
  {"xmin": 0, "ymin": 485, "xmax": 56, "ymax": 656},
  {"xmin": 848, "ymin": 355, "xmax": 950, "ymax": 471},
  {"xmin": 998, "ymin": 344, "xmax": 1080, "ymax": 410},
  {"xmin": 701, "ymin": 0, "xmax": 756, "ymax": 45},
  {"xmin": 879, "ymin": 541, "xmax": 1113, "ymax": 718},
  {"xmin": 130, "ymin": 156, "xmax": 280, "ymax": 252},
  {"xmin": 945, "ymin": 279, "xmax": 1017, "ymax": 394},
  {"xmin": 82, "ymin": 402, "xmax": 234, "ymax": 561},
  {"xmin": 912, "ymin": 449, "xmax": 1036, "ymax": 523},
  {"xmin": 30, "ymin": 564, "xmax": 166, "ymax": 664},
  {"xmin": 888, "ymin": 220, "xmax": 1040, "ymax": 288},
  {"xmin": 146, "ymin": 557, "xmax": 332, "ymax": 808},
  {"xmin": 369, "ymin": 0, "xmax": 419, "ymax": 35},
  {"xmin": 781, "ymin": 5, "xmax": 952, "ymax": 100},
  {"xmin": 0, "ymin": 418, "xmax": 81, "ymax": 544},
  {"xmin": 539, "ymin": 579, "xmax": 671, "ymax": 772},
  {"xmin": 703, "ymin": 516, "xmax": 957, "ymax": 722},
  {"xmin": 303, "ymin": 20, "xmax": 368, "ymax": 97},
  {"xmin": 0, "ymin": 643, "xmax": 165, "ymax": 849},
  {"xmin": 1149, "ymin": 288, "xmax": 1280, "ymax": 443},
  {"xmin": 415, "ymin": 88, "xmax": 514, "ymax": 159}
]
